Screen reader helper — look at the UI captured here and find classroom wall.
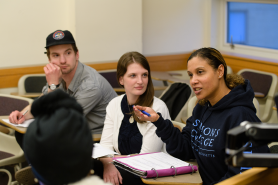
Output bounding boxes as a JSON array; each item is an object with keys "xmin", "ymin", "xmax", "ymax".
[
  {"xmin": 75, "ymin": 0, "xmax": 142, "ymax": 63},
  {"xmin": 0, "ymin": 0, "xmax": 142, "ymax": 93},
  {"xmin": 0, "ymin": 0, "xmax": 75, "ymax": 69},
  {"xmin": 142, "ymin": 0, "xmax": 212, "ymax": 56},
  {"xmin": 0, "ymin": 0, "xmax": 142, "ymax": 69}
]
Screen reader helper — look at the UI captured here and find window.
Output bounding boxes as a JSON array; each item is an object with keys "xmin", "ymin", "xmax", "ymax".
[{"xmin": 227, "ymin": 2, "xmax": 278, "ymax": 50}]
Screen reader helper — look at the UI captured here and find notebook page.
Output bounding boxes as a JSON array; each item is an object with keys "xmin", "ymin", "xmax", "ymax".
[
  {"xmin": 92, "ymin": 143, "xmax": 118, "ymax": 158},
  {"xmin": 116, "ymin": 152, "xmax": 189, "ymax": 171},
  {"xmin": 2, "ymin": 119, "xmax": 34, "ymax": 128}
]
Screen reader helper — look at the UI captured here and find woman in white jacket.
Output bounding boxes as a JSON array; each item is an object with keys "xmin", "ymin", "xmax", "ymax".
[{"xmin": 99, "ymin": 51, "xmax": 171, "ymax": 185}]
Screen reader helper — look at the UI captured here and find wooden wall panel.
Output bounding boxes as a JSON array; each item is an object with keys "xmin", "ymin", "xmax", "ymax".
[
  {"xmin": 222, "ymin": 53, "xmax": 278, "ymax": 76},
  {"xmin": 147, "ymin": 53, "xmax": 190, "ymax": 71},
  {"xmin": 1, "ymin": 52, "xmax": 278, "ymax": 89}
]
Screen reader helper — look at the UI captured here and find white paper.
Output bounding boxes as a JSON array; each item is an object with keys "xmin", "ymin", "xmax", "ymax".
[
  {"xmin": 2, "ymin": 119, "xmax": 34, "ymax": 128},
  {"xmin": 115, "ymin": 152, "xmax": 189, "ymax": 171},
  {"xmin": 92, "ymin": 143, "xmax": 118, "ymax": 159}
]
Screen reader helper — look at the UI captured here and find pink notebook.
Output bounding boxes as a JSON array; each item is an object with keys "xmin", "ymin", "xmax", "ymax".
[{"xmin": 113, "ymin": 152, "xmax": 198, "ymax": 178}]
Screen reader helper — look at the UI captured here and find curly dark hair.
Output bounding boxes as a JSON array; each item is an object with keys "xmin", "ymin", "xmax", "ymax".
[{"xmin": 188, "ymin": 47, "xmax": 245, "ymax": 105}]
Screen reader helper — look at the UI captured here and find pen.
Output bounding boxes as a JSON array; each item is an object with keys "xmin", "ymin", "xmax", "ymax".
[
  {"xmin": 19, "ymin": 110, "xmax": 28, "ymax": 120},
  {"xmin": 133, "ymin": 106, "xmax": 151, "ymax": 117}
]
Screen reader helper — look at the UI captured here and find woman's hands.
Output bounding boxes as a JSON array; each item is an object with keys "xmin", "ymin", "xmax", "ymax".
[
  {"xmin": 101, "ymin": 158, "xmax": 123, "ymax": 185},
  {"xmin": 133, "ymin": 105, "xmax": 160, "ymax": 122}
]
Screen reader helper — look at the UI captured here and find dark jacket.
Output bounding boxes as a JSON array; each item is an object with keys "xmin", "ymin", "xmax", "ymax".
[{"xmin": 153, "ymin": 80, "xmax": 269, "ymax": 185}]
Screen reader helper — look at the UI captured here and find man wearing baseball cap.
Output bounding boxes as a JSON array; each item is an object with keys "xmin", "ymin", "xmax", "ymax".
[{"xmin": 9, "ymin": 30, "xmax": 117, "ymax": 139}]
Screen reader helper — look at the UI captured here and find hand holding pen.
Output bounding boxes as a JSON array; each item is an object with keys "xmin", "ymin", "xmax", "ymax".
[
  {"xmin": 17, "ymin": 110, "xmax": 28, "ymax": 124},
  {"xmin": 9, "ymin": 109, "xmax": 29, "ymax": 124},
  {"xmin": 133, "ymin": 105, "xmax": 160, "ymax": 122}
]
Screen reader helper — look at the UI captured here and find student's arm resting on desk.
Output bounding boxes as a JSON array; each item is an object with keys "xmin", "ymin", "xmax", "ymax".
[
  {"xmin": 9, "ymin": 104, "xmax": 34, "ymax": 124},
  {"xmin": 99, "ymin": 157, "xmax": 122, "ymax": 185}
]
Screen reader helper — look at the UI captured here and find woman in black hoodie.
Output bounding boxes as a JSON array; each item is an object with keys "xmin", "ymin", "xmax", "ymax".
[{"xmin": 134, "ymin": 47, "xmax": 269, "ymax": 185}]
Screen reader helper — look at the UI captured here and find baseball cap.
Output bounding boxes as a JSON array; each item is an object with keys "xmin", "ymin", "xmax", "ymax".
[
  {"xmin": 45, "ymin": 30, "xmax": 75, "ymax": 48},
  {"xmin": 24, "ymin": 90, "xmax": 93, "ymax": 185}
]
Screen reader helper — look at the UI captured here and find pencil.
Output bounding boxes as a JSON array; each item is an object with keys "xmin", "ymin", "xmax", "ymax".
[{"xmin": 19, "ymin": 110, "xmax": 29, "ymax": 120}]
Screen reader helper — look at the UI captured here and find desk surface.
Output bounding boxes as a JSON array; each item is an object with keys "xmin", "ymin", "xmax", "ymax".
[
  {"xmin": 0, "ymin": 116, "xmax": 26, "ymax": 134},
  {"xmin": 216, "ymin": 167, "xmax": 278, "ymax": 185},
  {"xmin": 113, "ymin": 86, "xmax": 167, "ymax": 93},
  {"xmin": 254, "ymin": 92, "xmax": 265, "ymax": 98},
  {"xmin": 10, "ymin": 92, "xmax": 41, "ymax": 98},
  {"xmin": 0, "ymin": 116, "xmax": 101, "ymax": 141},
  {"xmin": 11, "ymin": 86, "xmax": 167, "ymax": 96},
  {"xmin": 141, "ymin": 161, "xmax": 202, "ymax": 185},
  {"xmin": 151, "ymin": 71, "xmax": 190, "ymax": 84}
]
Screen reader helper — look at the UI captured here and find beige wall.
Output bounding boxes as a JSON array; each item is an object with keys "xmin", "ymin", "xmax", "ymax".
[
  {"xmin": 75, "ymin": 0, "xmax": 142, "ymax": 63},
  {"xmin": 142, "ymin": 0, "xmax": 212, "ymax": 56},
  {"xmin": 0, "ymin": 0, "xmax": 142, "ymax": 69},
  {"xmin": 0, "ymin": 0, "xmax": 75, "ymax": 68}
]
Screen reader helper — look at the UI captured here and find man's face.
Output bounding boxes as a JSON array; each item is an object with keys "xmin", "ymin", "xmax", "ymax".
[{"xmin": 48, "ymin": 44, "xmax": 79, "ymax": 75}]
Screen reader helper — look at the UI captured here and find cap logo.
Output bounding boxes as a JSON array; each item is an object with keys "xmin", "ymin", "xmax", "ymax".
[{"xmin": 53, "ymin": 31, "xmax": 65, "ymax": 40}]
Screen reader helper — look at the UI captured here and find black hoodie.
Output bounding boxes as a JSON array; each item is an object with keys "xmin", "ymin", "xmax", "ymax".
[{"xmin": 153, "ymin": 80, "xmax": 269, "ymax": 185}]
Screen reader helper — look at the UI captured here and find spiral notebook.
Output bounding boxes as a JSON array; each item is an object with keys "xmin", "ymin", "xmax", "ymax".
[{"xmin": 113, "ymin": 152, "xmax": 198, "ymax": 178}]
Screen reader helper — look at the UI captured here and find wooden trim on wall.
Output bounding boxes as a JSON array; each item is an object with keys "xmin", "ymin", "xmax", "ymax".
[
  {"xmin": 0, "ymin": 53, "xmax": 191, "ymax": 89},
  {"xmin": 222, "ymin": 53, "xmax": 278, "ymax": 77},
  {"xmin": 147, "ymin": 53, "xmax": 191, "ymax": 71},
  {"xmin": 1, "ymin": 51, "xmax": 278, "ymax": 89},
  {"xmin": 0, "ymin": 62, "xmax": 118, "ymax": 89}
]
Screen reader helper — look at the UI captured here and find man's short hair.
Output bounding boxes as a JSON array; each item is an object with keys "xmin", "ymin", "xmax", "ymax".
[{"xmin": 46, "ymin": 43, "xmax": 78, "ymax": 59}]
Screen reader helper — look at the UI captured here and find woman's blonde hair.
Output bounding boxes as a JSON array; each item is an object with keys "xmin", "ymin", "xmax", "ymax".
[
  {"xmin": 187, "ymin": 47, "xmax": 245, "ymax": 105},
  {"xmin": 117, "ymin": 51, "xmax": 154, "ymax": 123}
]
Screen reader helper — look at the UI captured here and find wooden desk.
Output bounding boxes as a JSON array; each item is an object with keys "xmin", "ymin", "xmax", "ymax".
[
  {"xmin": 141, "ymin": 161, "xmax": 202, "ymax": 185},
  {"xmin": 215, "ymin": 167, "xmax": 278, "ymax": 185},
  {"xmin": 254, "ymin": 92, "xmax": 265, "ymax": 98},
  {"xmin": 11, "ymin": 92, "xmax": 41, "ymax": 98},
  {"xmin": 93, "ymin": 133, "xmax": 102, "ymax": 142},
  {"xmin": 151, "ymin": 71, "xmax": 190, "ymax": 84},
  {"xmin": 113, "ymin": 86, "xmax": 167, "ymax": 93},
  {"xmin": 0, "ymin": 116, "xmax": 101, "ymax": 142},
  {"xmin": 0, "ymin": 116, "xmax": 26, "ymax": 134}
]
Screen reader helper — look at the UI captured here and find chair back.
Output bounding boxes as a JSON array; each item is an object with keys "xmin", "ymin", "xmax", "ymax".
[
  {"xmin": 172, "ymin": 120, "xmax": 186, "ymax": 132},
  {"xmin": 227, "ymin": 65, "xmax": 233, "ymax": 74},
  {"xmin": 0, "ymin": 131, "xmax": 25, "ymax": 165},
  {"xmin": 237, "ymin": 69, "xmax": 278, "ymax": 122},
  {"xmin": 18, "ymin": 74, "xmax": 47, "ymax": 94},
  {"xmin": 187, "ymin": 96, "xmax": 198, "ymax": 120},
  {"xmin": 159, "ymin": 82, "xmax": 193, "ymax": 122},
  {"xmin": 253, "ymin": 97, "xmax": 260, "ymax": 118},
  {"xmin": 0, "ymin": 94, "xmax": 33, "ymax": 116},
  {"xmin": 98, "ymin": 69, "xmax": 121, "ymax": 88}
]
